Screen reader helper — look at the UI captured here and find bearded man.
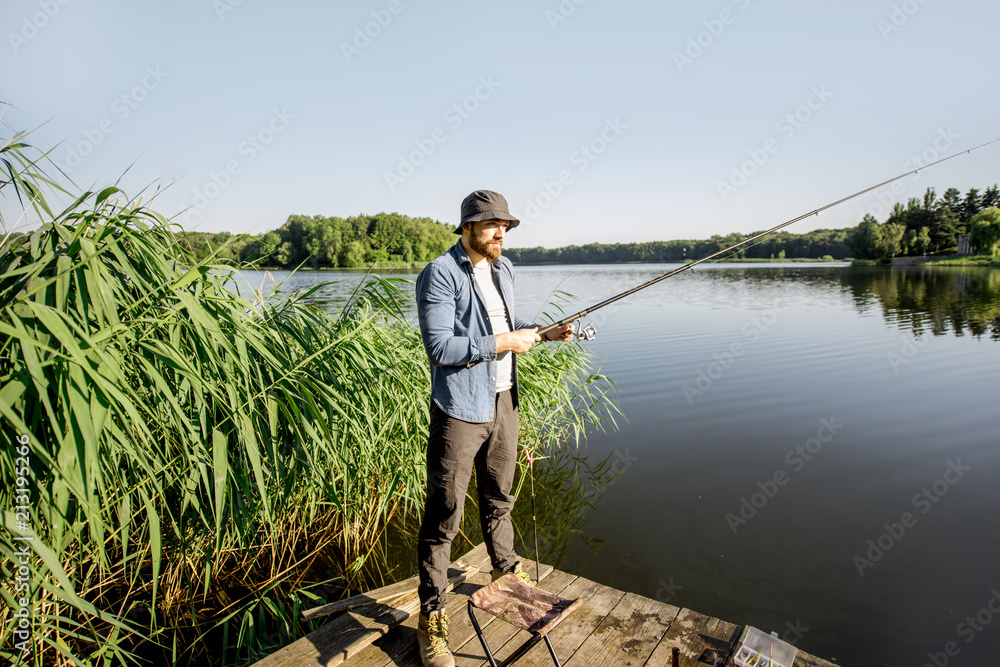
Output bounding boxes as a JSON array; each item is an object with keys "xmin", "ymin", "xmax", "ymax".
[{"xmin": 413, "ymin": 190, "xmax": 573, "ymax": 666}]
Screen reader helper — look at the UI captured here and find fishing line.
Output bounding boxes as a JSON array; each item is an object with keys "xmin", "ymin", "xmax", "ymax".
[{"xmin": 537, "ymin": 138, "xmax": 1000, "ymax": 339}]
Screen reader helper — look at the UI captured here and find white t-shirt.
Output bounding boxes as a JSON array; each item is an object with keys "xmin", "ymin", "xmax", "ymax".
[{"xmin": 472, "ymin": 261, "xmax": 513, "ymax": 393}]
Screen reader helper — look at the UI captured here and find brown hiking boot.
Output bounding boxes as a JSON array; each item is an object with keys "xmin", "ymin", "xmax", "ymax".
[
  {"xmin": 491, "ymin": 561, "xmax": 533, "ymax": 586},
  {"xmin": 417, "ymin": 610, "xmax": 454, "ymax": 667}
]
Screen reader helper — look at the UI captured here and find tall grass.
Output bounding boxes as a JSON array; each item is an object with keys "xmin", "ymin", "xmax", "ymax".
[
  {"xmin": 925, "ymin": 254, "xmax": 1000, "ymax": 266},
  {"xmin": 0, "ymin": 136, "xmax": 617, "ymax": 665}
]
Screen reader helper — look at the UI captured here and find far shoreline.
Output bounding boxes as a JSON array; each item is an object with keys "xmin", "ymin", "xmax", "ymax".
[
  {"xmin": 243, "ymin": 256, "xmax": 1000, "ymax": 272},
  {"xmin": 244, "ymin": 257, "xmax": 852, "ymax": 271}
]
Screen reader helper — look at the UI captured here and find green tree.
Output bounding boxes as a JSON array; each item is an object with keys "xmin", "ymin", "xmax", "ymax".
[
  {"xmin": 961, "ymin": 188, "xmax": 982, "ymax": 224},
  {"xmin": 259, "ymin": 231, "xmax": 282, "ymax": 265},
  {"xmin": 929, "ymin": 209, "xmax": 958, "ymax": 253},
  {"xmin": 846, "ymin": 215, "xmax": 884, "ymax": 260},
  {"xmin": 275, "ymin": 241, "xmax": 294, "ymax": 266},
  {"xmin": 340, "ymin": 240, "xmax": 366, "ymax": 268},
  {"xmin": 177, "ymin": 232, "xmax": 209, "ymax": 259},
  {"xmin": 940, "ymin": 187, "xmax": 963, "ymax": 212},
  {"xmin": 879, "ymin": 222, "xmax": 905, "ymax": 259},
  {"xmin": 368, "ymin": 213, "xmax": 406, "ymax": 257},
  {"xmin": 276, "ymin": 214, "xmax": 315, "ymax": 265},
  {"xmin": 305, "ymin": 217, "xmax": 343, "ymax": 268},
  {"xmin": 238, "ymin": 236, "xmax": 263, "ymax": 263},
  {"xmin": 969, "ymin": 207, "xmax": 1000, "ymax": 256},
  {"xmin": 915, "ymin": 227, "xmax": 931, "ymax": 255},
  {"xmin": 898, "ymin": 195, "xmax": 939, "ymax": 250},
  {"xmin": 922, "ymin": 187, "xmax": 938, "ymax": 210},
  {"xmin": 981, "ymin": 185, "xmax": 1000, "ymax": 210}
]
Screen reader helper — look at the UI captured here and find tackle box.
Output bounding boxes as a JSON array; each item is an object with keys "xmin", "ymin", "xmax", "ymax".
[{"xmin": 733, "ymin": 626, "xmax": 798, "ymax": 667}]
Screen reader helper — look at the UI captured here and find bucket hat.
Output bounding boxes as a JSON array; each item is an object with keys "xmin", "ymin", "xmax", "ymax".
[{"xmin": 454, "ymin": 190, "xmax": 520, "ymax": 234}]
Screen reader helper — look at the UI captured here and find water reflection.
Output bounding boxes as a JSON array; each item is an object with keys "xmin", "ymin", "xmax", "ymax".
[
  {"xmin": 373, "ymin": 444, "xmax": 621, "ymax": 584},
  {"xmin": 841, "ymin": 266, "xmax": 1000, "ymax": 339},
  {"xmin": 229, "ymin": 269, "xmax": 421, "ymax": 317},
  {"xmin": 512, "ymin": 445, "xmax": 622, "ymax": 564},
  {"xmin": 230, "ymin": 264, "xmax": 999, "ymax": 665},
  {"xmin": 233, "ymin": 264, "xmax": 1000, "ymax": 342}
]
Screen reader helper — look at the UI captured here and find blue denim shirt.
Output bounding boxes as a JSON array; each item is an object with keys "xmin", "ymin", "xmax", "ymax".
[{"xmin": 416, "ymin": 241, "xmax": 536, "ymax": 423}]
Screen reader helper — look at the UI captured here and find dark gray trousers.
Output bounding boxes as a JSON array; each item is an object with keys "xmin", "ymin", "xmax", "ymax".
[{"xmin": 418, "ymin": 390, "xmax": 519, "ymax": 615}]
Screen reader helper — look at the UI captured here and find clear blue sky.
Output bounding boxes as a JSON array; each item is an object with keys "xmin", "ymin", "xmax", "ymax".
[{"xmin": 3, "ymin": 0, "xmax": 997, "ymax": 248}]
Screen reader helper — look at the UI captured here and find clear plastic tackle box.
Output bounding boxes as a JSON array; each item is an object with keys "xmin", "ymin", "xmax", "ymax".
[{"xmin": 733, "ymin": 626, "xmax": 798, "ymax": 667}]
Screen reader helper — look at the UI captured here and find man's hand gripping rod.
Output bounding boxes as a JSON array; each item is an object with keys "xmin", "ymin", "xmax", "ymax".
[{"xmin": 536, "ymin": 138, "xmax": 1000, "ymax": 341}]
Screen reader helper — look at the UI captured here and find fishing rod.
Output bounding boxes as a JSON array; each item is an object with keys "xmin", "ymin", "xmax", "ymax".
[{"xmin": 536, "ymin": 138, "xmax": 1000, "ymax": 340}]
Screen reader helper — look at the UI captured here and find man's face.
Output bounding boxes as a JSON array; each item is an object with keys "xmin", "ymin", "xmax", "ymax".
[{"xmin": 467, "ymin": 219, "xmax": 509, "ymax": 261}]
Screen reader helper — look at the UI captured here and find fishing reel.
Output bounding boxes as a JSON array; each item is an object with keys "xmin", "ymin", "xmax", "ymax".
[{"xmin": 574, "ymin": 319, "xmax": 597, "ymax": 341}]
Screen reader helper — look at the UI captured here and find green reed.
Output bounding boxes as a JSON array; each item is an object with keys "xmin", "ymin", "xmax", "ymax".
[{"xmin": 0, "ymin": 137, "xmax": 618, "ymax": 665}]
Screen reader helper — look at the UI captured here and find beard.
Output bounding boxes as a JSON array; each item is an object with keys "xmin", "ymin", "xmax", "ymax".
[{"xmin": 469, "ymin": 232, "xmax": 502, "ymax": 261}]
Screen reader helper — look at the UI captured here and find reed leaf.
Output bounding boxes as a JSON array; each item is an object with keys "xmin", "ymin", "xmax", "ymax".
[{"xmin": 0, "ymin": 135, "xmax": 617, "ymax": 665}]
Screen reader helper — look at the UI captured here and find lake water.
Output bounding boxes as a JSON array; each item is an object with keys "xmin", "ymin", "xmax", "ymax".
[{"xmin": 235, "ymin": 263, "xmax": 1000, "ymax": 667}]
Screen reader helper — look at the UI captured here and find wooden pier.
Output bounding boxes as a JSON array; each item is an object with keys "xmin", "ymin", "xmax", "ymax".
[{"xmin": 253, "ymin": 544, "xmax": 837, "ymax": 667}]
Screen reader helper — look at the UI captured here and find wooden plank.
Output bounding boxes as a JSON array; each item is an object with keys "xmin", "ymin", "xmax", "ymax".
[
  {"xmin": 252, "ymin": 594, "xmax": 416, "ymax": 667},
  {"xmin": 301, "ymin": 566, "xmax": 471, "ymax": 622},
  {"xmin": 302, "ymin": 544, "xmax": 489, "ymax": 620},
  {"xmin": 564, "ymin": 592, "xmax": 680, "ymax": 667},
  {"xmin": 335, "ymin": 573, "xmax": 489, "ymax": 667},
  {"xmin": 252, "ymin": 544, "xmax": 492, "ymax": 667},
  {"xmin": 256, "ymin": 540, "xmax": 842, "ymax": 667},
  {"xmin": 644, "ymin": 607, "xmax": 742, "ymax": 667},
  {"xmin": 793, "ymin": 653, "xmax": 839, "ymax": 667},
  {"xmin": 453, "ymin": 568, "xmax": 578, "ymax": 667},
  {"xmin": 507, "ymin": 578, "xmax": 627, "ymax": 667},
  {"xmin": 340, "ymin": 562, "xmax": 554, "ymax": 667},
  {"xmin": 724, "ymin": 626, "xmax": 839, "ymax": 667},
  {"xmin": 336, "ymin": 575, "xmax": 491, "ymax": 667},
  {"xmin": 337, "ymin": 614, "xmax": 423, "ymax": 667}
]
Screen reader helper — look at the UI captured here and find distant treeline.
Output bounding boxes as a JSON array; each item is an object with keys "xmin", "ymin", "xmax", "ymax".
[
  {"xmin": 845, "ymin": 186, "xmax": 998, "ymax": 260},
  {"xmin": 176, "ymin": 212, "xmax": 457, "ymax": 268},
  {"xmin": 505, "ymin": 228, "xmax": 850, "ymax": 264},
  {"xmin": 167, "ymin": 184, "xmax": 999, "ymax": 269},
  {"xmin": 180, "ymin": 219, "xmax": 850, "ymax": 268}
]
